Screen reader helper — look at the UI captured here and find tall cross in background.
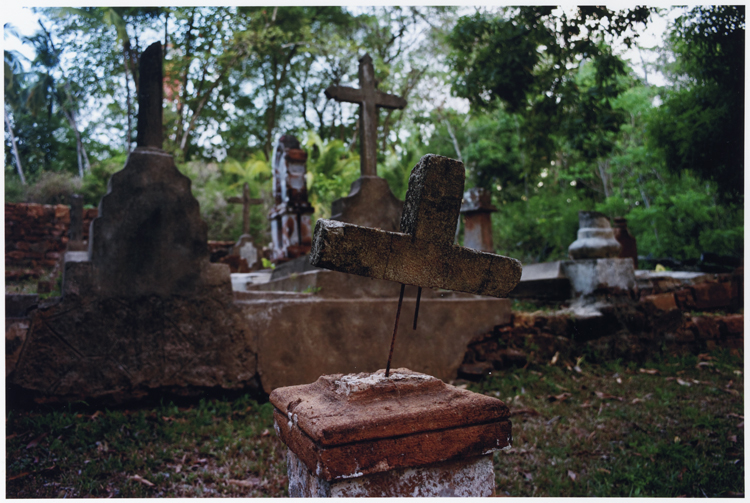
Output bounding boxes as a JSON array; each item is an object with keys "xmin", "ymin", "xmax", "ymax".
[
  {"xmin": 228, "ymin": 182, "xmax": 263, "ymax": 235},
  {"xmin": 325, "ymin": 54, "xmax": 406, "ymax": 177}
]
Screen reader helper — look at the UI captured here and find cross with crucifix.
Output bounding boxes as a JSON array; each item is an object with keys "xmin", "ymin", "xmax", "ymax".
[
  {"xmin": 310, "ymin": 154, "xmax": 522, "ymax": 376},
  {"xmin": 228, "ymin": 182, "xmax": 264, "ymax": 236},
  {"xmin": 325, "ymin": 54, "xmax": 407, "ymax": 178}
]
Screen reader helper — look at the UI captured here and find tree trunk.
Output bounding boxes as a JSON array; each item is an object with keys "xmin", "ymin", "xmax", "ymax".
[{"xmin": 4, "ymin": 108, "xmax": 26, "ymax": 185}]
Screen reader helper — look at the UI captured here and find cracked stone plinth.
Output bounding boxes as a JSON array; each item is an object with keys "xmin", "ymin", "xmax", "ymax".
[
  {"xmin": 270, "ymin": 368, "xmax": 511, "ymax": 494},
  {"xmin": 310, "ymin": 154, "xmax": 522, "ymax": 297}
]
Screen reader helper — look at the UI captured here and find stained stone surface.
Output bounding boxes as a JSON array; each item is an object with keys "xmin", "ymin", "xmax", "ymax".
[
  {"xmin": 270, "ymin": 368, "xmax": 511, "ymax": 481},
  {"xmin": 10, "ymin": 268, "xmax": 257, "ymax": 403},
  {"xmin": 310, "ymin": 154, "xmax": 522, "ymax": 297},
  {"xmin": 239, "ymin": 293, "xmax": 511, "ymax": 391},
  {"xmin": 286, "ymin": 450, "xmax": 495, "ymax": 497},
  {"xmin": 88, "ymin": 148, "xmax": 215, "ymax": 298}
]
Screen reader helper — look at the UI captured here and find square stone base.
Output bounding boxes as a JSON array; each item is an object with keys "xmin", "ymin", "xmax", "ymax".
[{"xmin": 287, "ymin": 450, "xmax": 496, "ymax": 497}]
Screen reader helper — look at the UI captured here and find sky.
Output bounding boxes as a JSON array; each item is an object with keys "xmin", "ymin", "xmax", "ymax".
[{"xmin": 4, "ymin": 4, "xmax": 679, "ymax": 85}]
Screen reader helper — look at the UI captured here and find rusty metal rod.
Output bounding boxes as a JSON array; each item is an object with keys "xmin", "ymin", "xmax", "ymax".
[
  {"xmin": 413, "ymin": 286, "xmax": 422, "ymax": 330},
  {"xmin": 385, "ymin": 283, "xmax": 406, "ymax": 377}
]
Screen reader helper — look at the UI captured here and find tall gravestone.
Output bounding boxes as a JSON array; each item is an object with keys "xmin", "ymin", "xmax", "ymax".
[
  {"xmin": 268, "ymin": 135, "xmax": 314, "ymax": 263},
  {"xmin": 325, "ymin": 54, "xmax": 404, "ymax": 232},
  {"xmin": 9, "ymin": 42, "xmax": 257, "ymax": 403}
]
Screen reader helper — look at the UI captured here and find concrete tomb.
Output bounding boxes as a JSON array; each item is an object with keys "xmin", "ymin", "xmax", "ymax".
[
  {"xmin": 268, "ymin": 135, "xmax": 315, "ymax": 264},
  {"xmin": 8, "ymin": 42, "xmax": 257, "ymax": 403},
  {"xmin": 271, "ymin": 153, "xmax": 521, "ymax": 497},
  {"xmin": 460, "ymin": 187, "xmax": 497, "ymax": 252}
]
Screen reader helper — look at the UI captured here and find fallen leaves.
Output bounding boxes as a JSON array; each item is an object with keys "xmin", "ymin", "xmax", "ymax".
[
  {"xmin": 226, "ymin": 477, "xmax": 262, "ymax": 488},
  {"xmin": 676, "ymin": 378, "xmax": 691, "ymax": 386},
  {"xmin": 595, "ymin": 391, "xmax": 623, "ymax": 401},
  {"xmin": 26, "ymin": 433, "xmax": 48, "ymax": 450},
  {"xmin": 639, "ymin": 368, "xmax": 659, "ymax": 375},
  {"xmin": 129, "ymin": 475, "xmax": 154, "ymax": 487},
  {"xmin": 568, "ymin": 470, "xmax": 578, "ymax": 482},
  {"xmin": 509, "ymin": 407, "xmax": 541, "ymax": 417},
  {"xmin": 548, "ymin": 392, "xmax": 572, "ymax": 403}
]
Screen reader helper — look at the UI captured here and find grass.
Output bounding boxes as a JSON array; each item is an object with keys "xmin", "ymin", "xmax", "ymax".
[
  {"xmin": 6, "ymin": 349, "xmax": 744, "ymax": 497},
  {"xmin": 6, "ymin": 396, "xmax": 288, "ymax": 498},
  {"xmin": 474, "ymin": 349, "xmax": 745, "ymax": 497}
]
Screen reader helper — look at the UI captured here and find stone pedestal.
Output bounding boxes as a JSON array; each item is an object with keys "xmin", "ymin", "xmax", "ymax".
[
  {"xmin": 561, "ymin": 258, "xmax": 636, "ymax": 297},
  {"xmin": 568, "ymin": 211, "xmax": 621, "ymax": 260},
  {"xmin": 270, "ymin": 369, "xmax": 511, "ymax": 497},
  {"xmin": 330, "ymin": 176, "xmax": 403, "ymax": 232}
]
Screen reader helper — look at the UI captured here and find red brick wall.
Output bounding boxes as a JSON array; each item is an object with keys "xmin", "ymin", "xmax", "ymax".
[{"xmin": 5, "ymin": 203, "xmax": 98, "ymax": 279}]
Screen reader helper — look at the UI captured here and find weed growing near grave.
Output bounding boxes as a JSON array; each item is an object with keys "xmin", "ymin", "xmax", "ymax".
[{"xmin": 6, "ymin": 349, "xmax": 743, "ymax": 497}]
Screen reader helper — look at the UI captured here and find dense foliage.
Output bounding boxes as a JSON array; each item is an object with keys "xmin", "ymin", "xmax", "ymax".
[{"xmin": 4, "ymin": 6, "xmax": 743, "ymax": 262}]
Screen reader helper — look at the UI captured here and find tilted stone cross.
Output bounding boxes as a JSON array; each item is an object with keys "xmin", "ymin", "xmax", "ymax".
[
  {"xmin": 310, "ymin": 154, "xmax": 522, "ymax": 298},
  {"xmin": 311, "ymin": 154, "xmax": 521, "ymax": 375},
  {"xmin": 228, "ymin": 182, "xmax": 264, "ymax": 236},
  {"xmin": 325, "ymin": 54, "xmax": 406, "ymax": 177}
]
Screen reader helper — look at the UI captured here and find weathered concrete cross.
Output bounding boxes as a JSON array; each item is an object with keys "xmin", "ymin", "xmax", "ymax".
[
  {"xmin": 311, "ymin": 154, "xmax": 522, "ymax": 297},
  {"xmin": 311, "ymin": 154, "xmax": 521, "ymax": 375},
  {"xmin": 228, "ymin": 182, "xmax": 263, "ymax": 235},
  {"xmin": 325, "ymin": 54, "xmax": 406, "ymax": 177}
]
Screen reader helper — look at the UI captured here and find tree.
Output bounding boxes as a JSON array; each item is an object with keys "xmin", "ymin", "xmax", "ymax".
[
  {"xmin": 446, "ymin": 7, "xmax": 653, "ymax": 190},
  {"xmin": 648, "ymin": 6, "xmax": 744, "ymax": 202}
]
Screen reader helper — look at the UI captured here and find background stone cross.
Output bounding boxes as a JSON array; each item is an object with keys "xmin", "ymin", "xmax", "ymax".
[
  {"xmin": 310, "ymin": 154, "xmax": 522, "ymax": 298},
  {"xmin": 228, "ymin": 182, "xmax": 263, "ymax": 236},
  {"xmin": 324, "ymin": 54, "xmax": 407, "ymax": 178}
]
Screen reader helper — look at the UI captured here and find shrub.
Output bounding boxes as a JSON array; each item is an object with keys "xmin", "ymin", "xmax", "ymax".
[{"xmin": 24, "ymin": 171, "xmax": 82, "ymax": 205}]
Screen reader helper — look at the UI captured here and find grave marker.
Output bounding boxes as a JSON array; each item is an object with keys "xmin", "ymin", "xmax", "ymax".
[
  {"xmin": 268, "ymin": 135, "xmax": 314, "ymax": 263},
  {"xmin": 228, "ymin": 182, "xmax": 263, "ymax": 237},
  {"xmin": 324, "ymin": 54, "xmax": 404, "ymax": 231}
]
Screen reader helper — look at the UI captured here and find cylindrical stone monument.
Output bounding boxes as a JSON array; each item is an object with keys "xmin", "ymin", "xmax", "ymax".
[
  {"xmin": 270, "ymin": 368, "xmax": 511, "ymax": 497},
  {"xmin": 568, "ymin": 211, "xmax": 621, "ymax": 260}
]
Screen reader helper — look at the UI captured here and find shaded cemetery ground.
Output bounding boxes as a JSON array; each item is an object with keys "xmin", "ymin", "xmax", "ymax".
[{"xmin": 6, "ymin": 347, "xmax": 743, "ymax": 498}]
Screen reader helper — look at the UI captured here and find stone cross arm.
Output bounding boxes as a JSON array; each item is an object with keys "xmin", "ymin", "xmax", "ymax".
[
  {"xmin": 324, "ymin": 86, "xmax": 407, "ymax": 110},
  {"xmin": 310, "ymin": 155, "xmax": 522, "ymax": 298}
]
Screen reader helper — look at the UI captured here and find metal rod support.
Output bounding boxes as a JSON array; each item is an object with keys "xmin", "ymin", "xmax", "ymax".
[
  {"xmin": 385, "ymin": 283, "xmax": 406, "ymax": 377},
  {"xmin": 413, "ymin": 286, "xmax": 422, "ymax": 330}
]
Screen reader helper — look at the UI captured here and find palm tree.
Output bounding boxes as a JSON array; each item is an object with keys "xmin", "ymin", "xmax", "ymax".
[{"xmin": 4, "ymin": 46, "xmax": 28, "ymax": 185}]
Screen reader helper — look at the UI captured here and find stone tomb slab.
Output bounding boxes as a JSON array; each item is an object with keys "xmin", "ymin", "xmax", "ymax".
[
  {"xmin": 238, "ymin": 292, "xmax": 511, "ymax": 391},
  {"xmin": 270, "ymin": 369, "xmax": 511, "ymax": 496}
]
